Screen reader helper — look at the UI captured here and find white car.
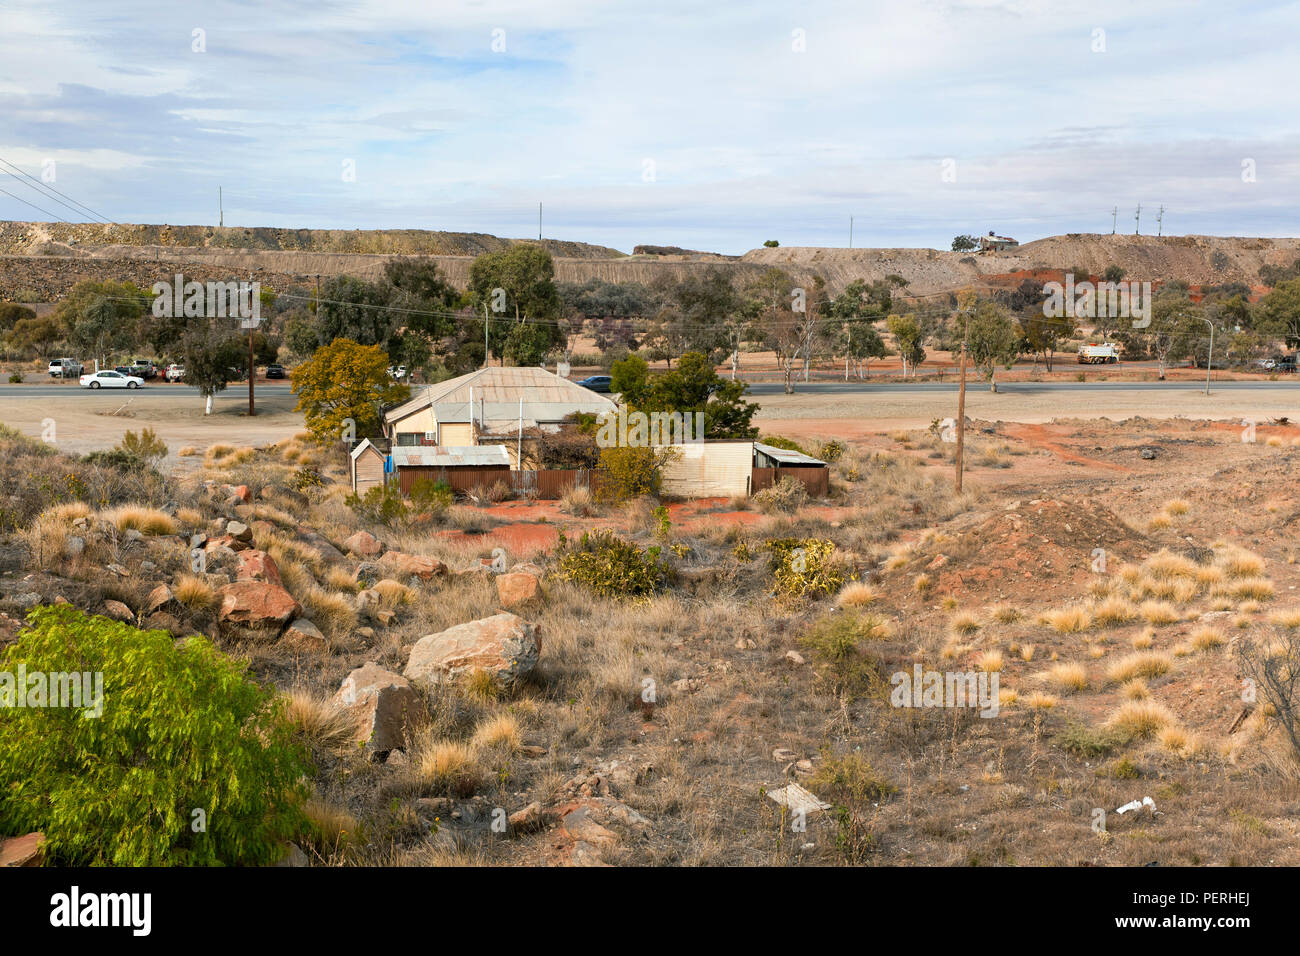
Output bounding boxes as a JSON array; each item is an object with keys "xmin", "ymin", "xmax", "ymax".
[
  {"xmin": 80, "ymin": 370, "xmax": 144, "ymax": 389},
  {"xmin": 387, "ymin": 365, "xmax": 407, "ymax": 379},
  {"xmin": 165, "ymin": 364, "xmax": 185, "ymax": 382}
]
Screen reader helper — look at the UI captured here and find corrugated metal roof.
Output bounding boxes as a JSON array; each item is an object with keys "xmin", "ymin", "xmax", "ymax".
[
  {"xmin": 390, "ymin": 445, "xmax": 511, "ymax": 468},
  {"xmin": 754, "ymin": 442, "xmax": 826, "ymax": 466},
  {"xmin": 385, "ymin": 366, "xmax": 615, "ymax": 424}
]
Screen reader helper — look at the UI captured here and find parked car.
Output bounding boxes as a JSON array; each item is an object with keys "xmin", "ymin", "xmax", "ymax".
[
  {"xmin": 387, "ymin": 365, "xmax": 407, "ymax": 380},
  {"xmin": 1276, "ymin": 355, "xmax": 1298, "ymax": 373},
  {"xmin": 48, "ymin": 358, "xmax": 84, "ymax": 379},
  {"xmin": 80, "ymin": 370, "xmax": 144, "ymax": 389},
  {"xmin": 165, "ymin": 364, "xmax": 185, "ymax": 382},
  {"xmin": 266, "ymin": 363, "xmax": 286, "ymax": 379},
  {"xmin": 129, "ymin": 360, "xmax": 159, "ymax": 380},
  {"xmin": 576, "ymin": 374, "xmax": 612, "ymax": 392}
]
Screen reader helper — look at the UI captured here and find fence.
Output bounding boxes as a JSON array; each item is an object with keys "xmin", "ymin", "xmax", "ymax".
[
  {"xmin": 395, "ymin": 465, "xmax": 512, "ymax": 496},
  {"xmin": 751, "ymin": 466, "xmax": 829, "ymax": 497}
]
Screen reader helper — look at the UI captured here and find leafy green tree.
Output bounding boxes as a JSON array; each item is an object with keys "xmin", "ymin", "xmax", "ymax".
[
  {"xmin": 951, "ymin": 235, "xmax": 978, "ymax": 252},
  {"xmin": 309, "ymin": 275, "xmax": 396, "ymax": 350},
  {"xmin": 0, "ymin": 605, "xmax": 310, "ymax": 865},
  {"xmin": 468, "ymin": 244, "xmax": 565, "ymax": 364},
  {"xmin": 5, "ymin": 314, "xmax": 62, "ymax": 357},
  {"xmin": 886, "ymin": 314, "xmax": 926, "ymax": 378},
  {"xmin": 610, "ymin": 352, "xmax": 650, "ymax": 404},
  {"xmin": 292, "ymin": 338, "xmax": 409, "ymax": 443},
  {"xmin": 1017, "ymin": 312, "xmax": 1074, "ymax": 372},
  {"xmin": 643, "ymin": 351, "xmax": 759, "ymax": 439},
  {"xmin": 1103, "ymin": 265, "xmax": 1126, "ymax": 283},
  {"xmin": 964, "ymin": 302, "xmax": 1020, "ymax": 392},
  {"xmin": 180, "ymin": 322, "xmax": 244, "ymax": 414},
  {"xmin": 55, "ymin": 281, "xmax": 149, "ymax": 362},
  {"xmin": 0, "ymin": 302, "xmax": 34, "ymax": 334},
  {"xmin": 1256, "ymin": 278, "xmax": 1300, "ymax": 347}
]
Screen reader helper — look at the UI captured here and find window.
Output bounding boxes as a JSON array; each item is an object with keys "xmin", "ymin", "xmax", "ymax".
[{"xmin": 396, "ymin": 432, "xmax": 418, "ymax": 446}]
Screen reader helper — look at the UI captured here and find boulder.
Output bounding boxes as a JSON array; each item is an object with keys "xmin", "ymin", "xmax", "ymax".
[
  {"xmin": 217, "ymin": 581, "xmax": 301, "ymax": 631},
  {"xmin": 102, "ymin": 600, "xmax": 134, "ymax": 623},
  {"xmin": 145, "ymin": 583, "xmax": 176, "ymax": 615},
  {"xmin": 235, "ymin": 549, "xmax": 283, "ymax": 587},
  {"xmin": 378, "ymin": 550, "xmax": 446, "ymax": 581},
  {"xmin": 205, "ymin": 534, "xmax": 250, "ymax": 554},
  {"xmin": 283, "ymin": 618, "xmax": 327, "ymax": 653},
  {"xmin": 298, "ymin": 527, "xmax": 349, "ymax": 565},
  {"xmin": 353, "ymin": 561, "xmax": 384, "ymax": 587},
  {"xmin": 0, "ymin": 832, "xmax": 45, "ymax": 867},
  {"xmin": 226, "ymin": 519, "xmax": 253, "ymax": 543},
  {"xmin": 496, "ymin": 571, "xmax": 541, "ymax": 609},
  {"xmin": 405, "ymin": 612, "xmax": 541, "ymax": 690},
  {"xmin": 343, "ymin": 530, "xmax": 384, "ymax": 558},
  {"xmin": 333, "ymin": 662, "xmax": 419, "ymax": 754}
]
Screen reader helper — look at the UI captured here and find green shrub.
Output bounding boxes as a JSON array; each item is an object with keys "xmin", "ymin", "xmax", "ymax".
[
  {"xmin": 346, "ymin": 480, "xmax": 406, "ymax": 526},
  {"xmin": 798, "ymin": 612, "xmax": 883, "ymax": 696},
  {"xmin": 806, "ymin": 752, "xmax": 894, "ymax": 863},
  {"xmin": 556, "ymin": 529, "xmax": 668, "ymax": 597},
  {"xmin": 7, "ymin": 372, "xmax": 22, "ymax": 384},
  {"xmin": 759, "ymin": 435, "xmax": 807, "ymax": 455},
  {"xmin": 767, "ymin": 537, "xmax": 843, "ymax": 598},
  {"xmin": 1055, "ymin": 723, "xmax": 1132, "ymax": 758},
  {"xmin": 0, "ymin": 605, "xmax": 310, "ymax": 865},
  {"xmin": 118, "ymin": 427, "xmax": 168, "ymax": 464},
  {"xmin": 753, "ymin": 475, "xmax": 809, "ymax": 514},
  {"xmin": 594, "ymin": 445, "xmax": 677, "ymax": 503},
  {"xmin": 409, "ymin": 476, "xmax": 454, "ymax": 512},
  {"xmin": 290, "ymin": 467, "xmax": 326, "ymax": 493}
]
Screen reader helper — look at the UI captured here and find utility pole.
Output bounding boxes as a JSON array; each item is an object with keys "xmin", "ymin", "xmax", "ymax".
[
  {"xmin": 1135, "ymin": 203, "xmax": 1141, "ymax": 235},
  {"xmin": 483, "ymin": 302, "xmax": 491, "ymax": 368},
  {"xmin": 1200, "ymin": 316, "xmax": 1215, "ymax": 395},
  {"xmin": 247, "ymin": 274, "xmax": 256, "ymax": 417},
  {"xmin": 955, "ymin": 316, "xmax": 969, "ymax": 494},
  {"xmin": 538, "ymin": 202, "xmax": 542, "ymax": 241},
  {"xmin": 219, "ymin": 187, "xmax": 223, "ymax": 228},
  {"xmin": 1111, "ymin": 206, "xmax": 1117, "ymax": 234},
  {"xmin": 1156, "ymin": 205, "xmax": 1164, "ymax": 237}
]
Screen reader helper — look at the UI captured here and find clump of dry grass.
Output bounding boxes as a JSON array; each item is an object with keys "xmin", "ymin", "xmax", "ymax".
[
  {"xmin": 299, "ymin": 586, "xmax": 359, "ymax": 639},
  {"xmin": 373, "ymin": 579, "xmax": 414, "ymax": 607},
  {"xmin": 175, "ymin": 506, "xmax": 204, "ymax": 527},
  {"xmin": 976, "ymin": 649, "xmax": 1003, "ymax": 672},
  {"xmin": 1217, "ymin": 546, "xmax": 1266, "ymax": 578},
  {"xmin": 836, "ymin": 582, "xmax": 880, "ymax": 608},
  {"xmin": 106, "ymin": 505, "xmax": 177, "ymax": 536},
  {"xmin": 1038, "ymin": 661, "xmax": 1088, "ymax": 693},
  {"xmin": 178, "ymin": 446, "xmax": 199, "ymax": 457},
  {"xmin": 469, "ymin": 712, "xmax": 522, "ymax": 753},
  {"xmin": 912, "ymin": 573, "xmax": 931, "ymax": 593},
  {"xmin": 1024, "ymin": 691, "xmax": 1058, "ymax": 710},
  {"xmin": 1147, "ymin": 514, "xmax": 1172, "ymax": 532},
  {"xmin": 1224, "ymin": 578, "xmax": 1275, "ymax": 601},
  {"xmin": 950, "ymin": 611, "xmax": 981, "ymax": 637},
  {"xmin": 1018, "ymin": 643, "xmax": 1036, "ymax": 661},
  {"xmin": 1039, "ymin": 606, "xmax": 1091, "ymax": 633},
  {"xmin": 412, "ymin": 732, "xmax": 480, "ymax": 796},
  {"xmin": 1139, "ymin": 600, "xmax": 1179, "ymax": 625},
  {"xmin": 559, "ymin": 485, "xmax": 596, "ymax": 517},
  {"xmin": 1163, "ymin": 499, "xmax": 1191, "ymax": 517},
  {"xmin": 302, "ymin": 798, "xmax": 360, "ymax": 856},
  {"xmin": 1107, "ymin": 651, "xmax": 1172, "ymax": 683},
  {"xmin": 1189, "ymin": 625, "xmax": 1225, "ymax": 651},
  {"xmin": 173, "ymin": 574, "xmax": 217, "ymax": 611},
  {"xmin": 1108, "ymin": 699, "xmax": 1176, "ymax": 738},
  {"xmin": 1268, "ymin": 608, "xmax": 1300, "ymax": 630},
  {"xmin": 989, "ymin": 604, "xmax": 1022, "ymax": 624},
  {"xmin": 284, "ymin": 689, "xmax": 359, "ymax": 754},
  {"xmin": 205, "ymin": 443, "xmax": 236, "ymax": 461},
  {"xmin": 1130, "ymin": 628, "xmax": 1155, "ymax": 650},
  {"xmin": 1092, "ymin": 596, "xmax": 1137, "ymax": 627},
  {"xmin": 1122, "ymin": 678, "xmax": 1150, "ymax": 700},
  {"xmin": 324, "ymin": 566, "xmax": 360, "ymax": 592}
]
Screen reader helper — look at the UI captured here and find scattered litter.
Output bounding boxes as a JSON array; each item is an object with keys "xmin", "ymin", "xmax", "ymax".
[
  {"xmin": 1116, "ymin": 796, "xmax": 1157, "ymax": 815},
  {"xmin": 766, "ymin": 783, "xmax": 830, "ymax": 815}
]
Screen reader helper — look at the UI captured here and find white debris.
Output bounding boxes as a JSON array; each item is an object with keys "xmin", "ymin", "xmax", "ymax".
[
  {"xmin": 1116, "ymin": 796, "xmax": 1156, "ymax": 815},
  {"xmin": 767, "ymin": 783, "xmax": 830, "ymax": 815}
]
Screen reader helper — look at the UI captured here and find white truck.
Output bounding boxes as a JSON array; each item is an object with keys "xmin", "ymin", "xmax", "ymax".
[
  {"xmin": 48, "ymin": 358, "xmax": 85, "ymax": 379},
  {"xmin": 1077, "ymin": 343, "xmax": 1120, "ymax": 365}
]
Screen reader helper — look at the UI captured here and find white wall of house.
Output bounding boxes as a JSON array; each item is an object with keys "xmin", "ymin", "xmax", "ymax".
[{"xmin": 659, "ymin": 442, "xmax": 753, "ymax": 498}]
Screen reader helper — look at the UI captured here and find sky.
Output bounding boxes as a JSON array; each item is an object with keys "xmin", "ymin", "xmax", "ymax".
[{"xmin": 0, "ymin": 0, "xmax": 1297, "ymax": 255}]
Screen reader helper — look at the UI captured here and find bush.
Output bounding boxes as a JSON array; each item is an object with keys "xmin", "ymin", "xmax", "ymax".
[
  {"xmin": 409, "ymin": 476, "xmax": 453, "ymax": 512},
  {"xmin": 556, "ymin": 529, "xmax": 668, "ymax": 597},
  {"xmin": 767, "ymin": 537, "xmax": 843, "ymax": 598},
  {"xmin": 0, "ymin": 605, "xmax": 310, "ymax": 865},
  {"xmin": 1055, "ymin": 723, "xmax": 1132, "ymax": 758},
  {"xmin": 753, "ymin": 476, "xmax": 809, "ymax": 514},
  {"xmin": 7, "ymin": 372, "xmax": 22, "ymax": 384},
  {"xmin": 290, "ymin": 467, "xmax": 326, "ymax": 493},
  {"xmin": 594, "ymin": 445, "xmax": 677, "ymax": 503},
  {"xmin": 346, "ymin": 480, "xmax": 406, "ymax": 526},
  {"xmin": 118, "ymin": 427, "xmax": 168, "ymax": 465},
  {"xmin": 798, "ymin": 612, "xmax": 887, "ymax": 696}
]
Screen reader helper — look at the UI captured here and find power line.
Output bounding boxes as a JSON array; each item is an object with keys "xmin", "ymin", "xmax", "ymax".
[
  {"xmin": 0, "ymin": 155, "xmax": 114, "ymax": 224},
  {"xmin": 0, "ymin": 185, "xmax": 70, "ymax": 223}
]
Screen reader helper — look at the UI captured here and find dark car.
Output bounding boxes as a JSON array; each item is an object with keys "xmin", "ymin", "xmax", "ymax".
[
  {"xmin": 266, "ymin": 364, "xmax": 286, "ymax": 379},
  {"xmin": 576, "ymin": 375, "xmax": 612, "ymax": 393}
]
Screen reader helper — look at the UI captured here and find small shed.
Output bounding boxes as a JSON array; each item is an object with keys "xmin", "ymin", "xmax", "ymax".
[
  {"xmin": 752, "ymin": 442, "xmax": 829, "ymax": 496},
  {"xmin": 391, "ymin": 444, "xmax": 512, "ymax": 497},
  {"xmin": 349, "ymin": 438, "xmax": 388, "ymax": 495},
  {"xmin": 658, "ymin": 440, "xmax": 756, "ymax": 498}
]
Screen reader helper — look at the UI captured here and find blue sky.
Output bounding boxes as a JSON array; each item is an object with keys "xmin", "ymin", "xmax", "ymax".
[{"xmin": 0, "ymin": 0, "xmax": 1296, "ymax": 254}]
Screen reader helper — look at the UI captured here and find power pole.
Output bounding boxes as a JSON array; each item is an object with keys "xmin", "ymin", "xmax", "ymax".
[
  {"xmin": 1111, "ymin": 206, "xmax": 1117, "ymax": 234},
  {"xmin": 955, "ymin": 315, "xmax": 969, "ymax": 494},
  {"xmin": 483, "ymin": 302, "xmax": 491, "ymax": 368},
  {"xmin": 1156, "ymin": 205, "xmax": 1164, "ymax": 236},
  {"xmin": 247, "ymin": 274, "xmax": 256, "ymax": 417},
  {"xmin": 219, "ymin": 187, "xmax": 223, "ymax": 228},
  {"xmin": 538, "ymin": 202, "xmax": 542, "ymax": 241},
  {"xmin": 1135, "ymin": 203, "xmax": 1141, "ymax": 235}
]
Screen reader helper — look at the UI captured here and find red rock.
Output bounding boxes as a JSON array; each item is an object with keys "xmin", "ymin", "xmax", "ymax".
[
  {"xmin": 377, "ymin": 550, "xmax": 446, "ymax": 581},
  {"xmin": 0, "ymin": 832, "xmax": 45, "ymax": 867},
  {"xmin": 283, "ymin": 618, "xmax": 327, "ymax": 653},
  {"xmin": 217, "ymin": 581, "xmax": 301, "ymax": 630},
  {"xmin": 232, "ymin": 484, "xmax": 251, "ymax": 503},
  {"xmin": 343, "ymin": 530, "xmax": 384, "ymax": 558},
  {"xmin": 235, "ymin": 549, "xmax": 284, "ymax": 587},
  {"xmin": 496, "ymin": 571, "xmax": 541, "ymax": 609}
]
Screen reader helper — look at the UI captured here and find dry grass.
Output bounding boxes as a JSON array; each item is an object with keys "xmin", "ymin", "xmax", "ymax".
[
  {"xmin": 1189, "ymin": 625, "xmax": 1225, "ymax": 651},
  {"xmin": 1107, "ymin": 651, "xmax": 1172, "ymax": 683},
  {"xmin": 989, "ymin": 604, "xmax": 1022, "ymax": 624},
  {"xmin": 950, "ymin": 611, "xmax": 981, "ymax": 637},
  {"xmin": 284, "ymin": 689, "xmax": 359, "ymax": 754},
  {"xmin": 469, "ymin": 712, "xmax": 522, "ymax": 753},
  {"xmin": 204, "ymin": 443, "xmax": 236, "ymax": 461},
  {"xmin": 836, "ymin": 582, "xmax": 880, "ymax": 608},
  {"xmin": 1268, "ymin": 608, "xmax": 1300, "ymax": 630},
  {"xmin": 302, "ymin": 798, "xmax": 360, "ymax": 855},
  {"xmin": 1024, "ymin": 691, "xmax": 1058, "ymax": 710},
  {"xmin": 173, "ymin": 574, "xmax": 217, "ymax": 611},
  {"xmin": 1217, "ymin": 546, "xmax": 1266, "ymax": 578},
  {"xmin": 1038, "ymin": 661, "xmax": 1088, "ymax": 693},
  {"xmin": 1138, "ymin": 600, "xmax": 1180, "ymax": 625},
  {"xmin": 1092, "ymin": 597, "xmax": 1137, "ymax": 627},
  {"xmin": 1108, "ymin": 699, "xmax": 1176, "ymax": 738},
  {"xmin": 299, "ymin": 586, "xmax": 359, "ymax": 639},
  {"xmin": 1163, "ymin": 499, "xmax": 1191, "ymax": 516},
  {"xmin": 976, "ymin": 649, "xmax": 1003, "ymax": 672},
  {"xmin": 324, "ymin": 566, "xmax": 360, "ymax": 592},
  {"xmin": 1039, "ymin": 606, "xmax": 1091, "ymax": 633},
  {"xmin": 105, "ymin": 505, "xmax": 177, "ymax": 536},
  {"xmin": 373, "ymin": 579, "xmax": 414, "ymax": 608},
  {"xmin": 559, "ymin": 485, "xmax": 596, "ymax": 517},
  {"xmin": 177, "ymin": 446, "xmax": 199, "ymax": 457},
  {"xmin": 1147, "ymin": 514, "xmax": 1172, "ymax": 532},
  {"xmin": 1122, "ymin": 678, "xmax": 1150, "ymax": 700},
  {"xmin": 1224, "ymin": 578, "xmax": 1275, "ymax": 601},
  {"xmin": 1130, "ymin": 628, "xmax": 1155, "ymax": 650},
  {"xmin": 412, "ymin": 732, "xmax": 480, "ymax": 795},
  {"xmin": 912, "ymin": 573, "xmax": 932, "ymax": 593},
  {"xmin": 175, "ymin": 506, "xmax": 204, "ymax": 527}
]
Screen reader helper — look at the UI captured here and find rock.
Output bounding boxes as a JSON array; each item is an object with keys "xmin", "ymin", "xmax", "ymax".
[
  {"xmin": 205, "ymin": 534, "xmax": 250, "ymax": 554},
  {"xmin": 353, "ymin": 562, "xmax": 383, "ymax": 587},
  {"xmin": 145, "ymin": 584, "xmax": 177, "ymax": 614},
  {"xmin": 143, "ymin": 611, "xmax": 183, "ymax": 634},
  {"xmin": 355, "ymin": 588, "xmax": 381, "ymax": 617},
  {"xmin": 333, "ymin": 662, "xmax": 418, "ymax": 754},
  {"xmin": 102, "ymin": 600, "xmax": 134, "ymax": 623},
  {"xmin": 785, "ymin": 650, "xmax": 806, "ymax": 666},
  {"xmin": 377, "ymin": 550, "xmax": 446, "ymax": 581},
  {"xmin": 343, "ymin": 530, "xmax": 384, "ymax": 558},
  {"xmin": 521, "ymin": 745, "xmax": 547, "ymax": 759},
  {"xmin": 385, "ymin": 749, "xmax": 408, "ymax": 767},
  {"xmin": 0, "ymin": 832, "xmax": 45, "ymax": 867},
  {"xmin": 1140, "ymin": 447, "xmax": 1158, "ymax": 460},
  {"xmin": 508, "ymin": 802, "xmax": 550, "ymax": 833},
  {"xmin": 124, "ymin": 528, "xmax": 144, "ymax": 544},
  {"xmin": 405, "ymin": 612, "xmax": 541, "ymax": 690},
  {"xmin": 235, "ymin": 549, "xmax": 283, "ymax": 587},
  {"xmin": 230, "ymin": 484, "xmax": 251, "ymax": 503},
  {"xmin": 0, "ymin": 612, "xmax": 22, "ymax": 648},
  {"xmin": 273, "ymin": 842, "xmax": 309, "ymax": 868},
  {"xmin": 217, "ymin": 581, "xmax": 301, "ymax": 631},
  {"xmin": 283, "ymin": 618, "xmax": 327, "ymax": 653},
  {"xmin": 376, "ymin": 609, "xmax": 397, "ymax": 627},
  {"xmin": 671, "ymin": 677, "xmax": 700, "ymax": 694},
  {"xmin": 772, "ymin": 748, "xmax": 800, "ymax": 762},
  {"xmin": 298, "ymin": 527, "xmax": 349, "ymax": 565},
  {"xmin": 11, "ymin": 592, "xmax": 40, "ymax": 611},
  {"xmin": 65, "ymin": 536, "xmax": 85, "ymax": 557},
  {"xmin": 226, "ymin": 520, "xmax": 253, "ymax": 542},
  {"xmin": 496, "ymin": 571, "xmax": 541, "ymax": 609},
  {"xmin": 105, "ymin": 563, "xmax": 130, "ymax": 577}
]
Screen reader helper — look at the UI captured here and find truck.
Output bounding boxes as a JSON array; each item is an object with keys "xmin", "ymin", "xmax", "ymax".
[
  {"xmin": 1077, "ymin": 343, "xmax": 1120, "ymax": 365},
  {"xmin": 48, "ymin": 358, "xmax": 85, "ymax": 379}
]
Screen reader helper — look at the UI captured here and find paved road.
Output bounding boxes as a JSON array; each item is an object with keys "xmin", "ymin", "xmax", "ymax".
[{"xmin": 0, "ymin": 383, "xmax": 295, "ymax": 398}]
